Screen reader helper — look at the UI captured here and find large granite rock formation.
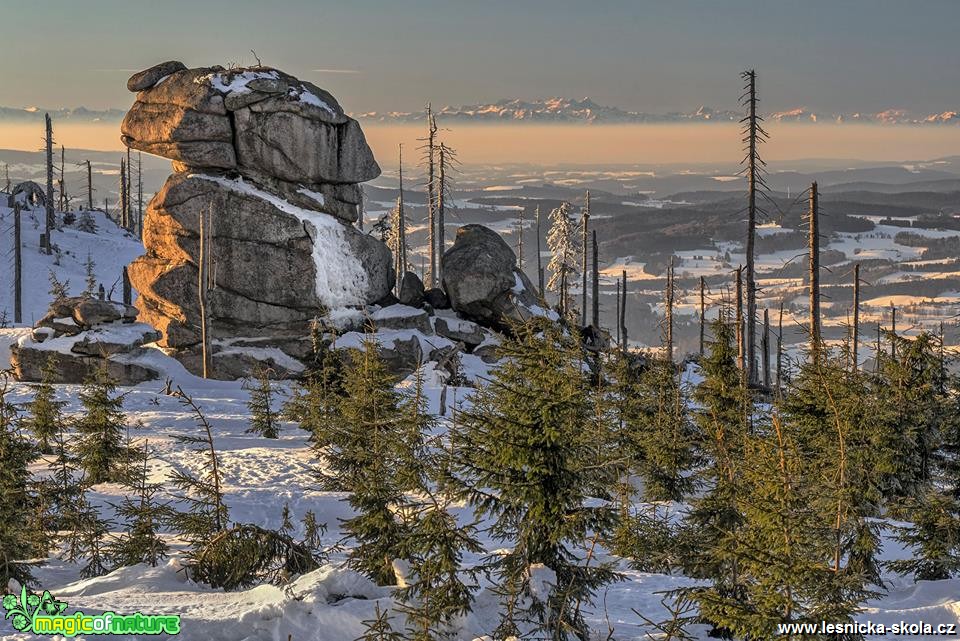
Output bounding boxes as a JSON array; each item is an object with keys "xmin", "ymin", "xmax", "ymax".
[
  {"xmin": 441, "ymin": 224, "xmax": 548, "ymax": 329},
  {"xmin": 121, "ymin": 62, "xmax": 392, "ymax": 377}
]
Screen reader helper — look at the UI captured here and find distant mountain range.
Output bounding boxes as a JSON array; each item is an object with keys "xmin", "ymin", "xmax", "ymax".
[
  {"xmin": 354, "ymin": 98, "xmax": 960, "ymax": 126},
  {"xmin": 1, "ymin": 98, "xmax": 959, "ymax": 126},
  {"xmin": 0, "ymin": 106, "xmax": 125, "ymax": 122}
]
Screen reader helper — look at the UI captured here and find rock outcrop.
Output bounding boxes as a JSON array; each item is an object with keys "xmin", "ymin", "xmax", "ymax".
[
  {"xmin": 441, "ymin": 224, "xmax": 548, "ymax": 329},
  {"xmin": 11, "ymin": 297, "xmax": 162, "ymax": 384},
  {"xmin": 121, "ymin": 62, "xmax": 392, "ymax": 377}
]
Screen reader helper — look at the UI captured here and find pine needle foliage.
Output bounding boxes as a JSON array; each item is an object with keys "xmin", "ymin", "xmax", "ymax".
[
  {"xmin": 314, "ymin": 336, "xmax": 411, "ymax": 585},
  {"xmin": 74, "ymin": 363, "xmax": 127, "ymax": 484},
  {"xmin": 0, "ymin": 371, "xmax": 45, "ymax": 588},
  {"xmin": 108, "ymin": 442, "xmax": 173, "ymax": 568},
  {"xmin": 245, "ymin": 366, "xmax": 281, "ymax": 439},
  {"xmin": 886, "ymin": 491, "xmax": 960, "ymax": 581},
  {"xmin": 20, "ymin": 355, "xmax": 66, "ymax": 454},
  {"xmin": 451, "ymin": 320, "xmax": 619, "ymax": 640}
]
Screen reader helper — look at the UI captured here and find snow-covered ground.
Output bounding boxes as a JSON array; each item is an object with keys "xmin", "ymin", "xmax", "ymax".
[
  {"xmin": 0, "ymin": 340, "xmax": 958, "ymax": 640},
  {"xmin": 0, "ymin": 205, "xmax": 143, "ymax": 326},
  {"xmin": 1, "ymin": 198, "xmax": 959, "ymax": 640}
]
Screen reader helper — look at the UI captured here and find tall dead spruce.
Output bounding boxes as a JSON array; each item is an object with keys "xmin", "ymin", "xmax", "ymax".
[{"xmin": 740, "ymin": 69, "xmax": 769, "ymax": 385}]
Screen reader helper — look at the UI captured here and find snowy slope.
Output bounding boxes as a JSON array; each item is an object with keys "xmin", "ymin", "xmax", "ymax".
[{"xmin": 0, "ymin": 204, "xmax": 144, "ymax": 327}]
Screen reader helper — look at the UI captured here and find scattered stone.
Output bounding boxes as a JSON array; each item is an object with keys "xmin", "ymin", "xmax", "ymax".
[
  {"xmin": 434, "ymin": 316, "xmax": 485, "ymax": 348},
  {"xmin": 371, "ymin": 305, "xmax": 432, "ymax": 334},
  {"xmin": 424, "ymin": 288, "xmax": 450, "ymax": 309},
  {"xmin": 397, "ymin": 271, "xmax": 425, "ymax": 308}
]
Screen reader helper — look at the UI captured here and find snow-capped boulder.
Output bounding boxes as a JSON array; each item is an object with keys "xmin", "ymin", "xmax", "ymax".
[
  {"xmin": 433, "ymin": 315, "xmax": 486, "ymax": 348},
  {"xmin": 441, "ymin": 224, "xmax": 542, "ymax": 329},
  {"xmin": 370, "ymin": 305, "xmax": 432, "ymax": 334},
  {"xmin": 121, "ymin": 64, "xmax": 380, "ymax": 185},
  {"xmin": 11, "ymin": 323, "xmax": 162, "ymax": 384}
]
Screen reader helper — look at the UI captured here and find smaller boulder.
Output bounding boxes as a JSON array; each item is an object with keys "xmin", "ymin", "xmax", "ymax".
[
  {"xmin": 434, "ymin": 316, "xmax": 485, "ymax": 348},
  {"xmin": 371, "ymin": 305, "xmax": 432, "ymax": 334},
  {"xmin": 397, "ymin": 271, "xmax": 425, "ymax": 308},
  {"xmin": 441, "ymin": 224, "xmax": 540, "ymax": 329},
  {"xmin": 73, "ymin": 298, "xmax": 122, "ymax": 328},
  {"xmin": 71, "ymin": 323, "xmax": 162, "ymax": 357},
  {"xmin": 127, "ymin": 61, "xmax": 187, "ymax": 92},
  {"xmin": 424, "ymin": 288, "xmax": 450, "ymax": 310}
]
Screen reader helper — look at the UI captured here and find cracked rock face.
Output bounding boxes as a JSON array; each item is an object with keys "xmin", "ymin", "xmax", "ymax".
[{"xmin": 122, "ymin": 62, "xmax": 391, "ymax": 372}]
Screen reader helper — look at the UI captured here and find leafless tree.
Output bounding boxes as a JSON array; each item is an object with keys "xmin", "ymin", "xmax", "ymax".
[
  {"xmin": 44, "ymin": 113, "xmax": 54, "ymax": 254},
  {"xmin": 740, "ymin": 69, "xmax": 769, "ymax": 384},
  {"xmin": 808, "ymin": 182, "xmax": 821, "ymax": 353}
]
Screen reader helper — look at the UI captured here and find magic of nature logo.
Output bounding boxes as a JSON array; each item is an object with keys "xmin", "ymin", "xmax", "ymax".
[{"xmin": 2, "ymin": 586, "xmax": 181, "ymax": 636}]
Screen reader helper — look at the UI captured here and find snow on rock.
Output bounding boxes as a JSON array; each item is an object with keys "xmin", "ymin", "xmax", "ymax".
[{"xmin": 197, "ymin": 175, "xmax": 370, "ymax": 311}]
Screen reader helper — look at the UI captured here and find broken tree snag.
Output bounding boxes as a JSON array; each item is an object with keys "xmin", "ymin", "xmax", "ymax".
[
  {"xmin": 808, "ymin": 181, "xmax": 821, "ymax": 355},
  {"xmin": 852, "ymin": 263, "xmax": 860, "ymax": 371}
]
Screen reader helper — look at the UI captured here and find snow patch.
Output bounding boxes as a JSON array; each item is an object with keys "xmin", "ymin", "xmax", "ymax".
[{"xmin": 193, "ymin": 175, "xmax": 369, "ymax": 313}]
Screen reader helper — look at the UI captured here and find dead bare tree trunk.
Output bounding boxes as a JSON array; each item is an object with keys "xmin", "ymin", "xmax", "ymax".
[
  {"xmin": 425, "ymin": 107, "xmax": 437, "ymax": 288},
  {"xmin": 808, "ymin": 181, "xmax": 821, "ymax": 354},
  {"xmin": 120, "ymin": 157, "xmax": 129, "ymax": 231},
  {"xmin": 86, "ymin": 160, "xmax": 94, "ymax": 211},
  {"xmin": 126, "ymin": 145, "xmax": 132, "ymax": 227},
  {"xmin": 59, "ymin": 145, "xmax": 66, "ymax": 211},
  {"xmin": 741, "ymin": 69, "xmax": 767, "ymax": 386},
  {"xmin": 394, "ymin": 144, "xmax": 408, "ymax": 287},
  {"xmin": 44, "ymin": 113, "xmax": 54, "ymax": 254},
  {"xmin": 122, "ymin": 265, "xmax": 132, "ymax": 306},
  {"xmin": 664, "ymin": 257, "xmax": 674, "ymax": 362},
  {"xmin": 536, "ymin": 205, "xmax": 544, "ymax": 298},
  {"xmin": 776, "ymin": 302, "xmax": 784, "ymax": 392},
  {"xmin": 436, "ymin": 143, "xmax": 449, "ymax": 283},
  {"xmin": 13, "ymin": 202, "xmax": 22, "ymax": 324},
  {"xmin": 699, "ymin": 275, "xmax": 706, "ymax": 356},
  {"xmin": 198, "ymin": 205, "xmax": 211, "ymax": 379},
  {"xmin": 736, "ymin": 266, "xmax": 745, "ymax": 378},
  {"xmin": 852, "ymin": 263, "xmax": 860, "ymax": 371},
  {"xmin": 591, "ymin": 230, "xmax": 599, "ymax": 329},
  {"xmin": 4, "ymin": 163, "xmax": 9, "ymax": 192},
  {"xmin": 620, "ymin": 270, "xmax": 627, "ymax": 352},
  {"xmin": 516, "ymin": 206, "xmax": 524, "ymax": 269},
  {"xmin": 581, "ymin": 190, "xmax": 590, "ymax": 327},
  {"xmin": 762, "ymin": 308, "xmax": 770, "ymax": 388},
  {"xmin": 615, "ymin": 279, "xmax": 621, "ymax": 346}
]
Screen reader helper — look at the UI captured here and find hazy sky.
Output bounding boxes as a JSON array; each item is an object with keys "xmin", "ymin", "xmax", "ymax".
[{"xmin": 1, "ymin": 0, "xmax": 958, "ymax": 114}]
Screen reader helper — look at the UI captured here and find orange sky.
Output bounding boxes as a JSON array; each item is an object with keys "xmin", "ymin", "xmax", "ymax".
[{"xmin": 2, "ymin": 122, "xmax": 959, "ymax": 167}]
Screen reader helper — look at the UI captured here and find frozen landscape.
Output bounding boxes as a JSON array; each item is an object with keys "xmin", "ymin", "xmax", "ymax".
[{"xmin": 4, "ymin": 3, "xmax": 960, "ymax": 639}]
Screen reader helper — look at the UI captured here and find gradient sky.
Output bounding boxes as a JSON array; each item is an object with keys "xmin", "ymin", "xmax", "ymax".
[{"xmin": 2, "ymin": 0, "xmax": 958, "ymax": 114}]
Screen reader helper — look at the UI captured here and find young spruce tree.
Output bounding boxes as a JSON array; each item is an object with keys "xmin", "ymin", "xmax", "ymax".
[
  {"xmin": 452, "ymin": 320, "xmax": 618, "ymax": 640},
  {"xmin": 74, "ymin": 363, "xmax": 127, "ymax": 484}
]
